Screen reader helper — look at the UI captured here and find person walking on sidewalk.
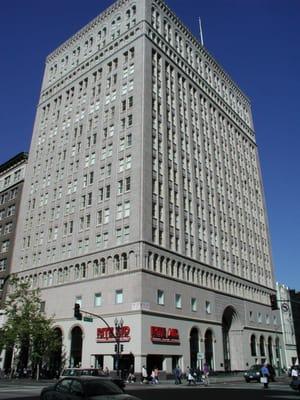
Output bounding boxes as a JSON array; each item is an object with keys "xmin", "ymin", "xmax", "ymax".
[
  {"xmin": 174, "ymin": 365, "xmax": 182, "ymax": 384},
  {"xmin": 186, "ymin": 367, "xmax": 196, "ymax": 385},
  {"xmin": 202, "ymin": 363, "xmax": 210, "ymax": 386},
  {"xmin": 141, "ymin": 365, "xmax": 148, "ymax": 383},
  {"xmin": 291, "ymin": 366, "xmax": 299, "ymax": 381},
  {"xmin": 260, "ymin": 363, "xmax": 270, "ymax": 389}
]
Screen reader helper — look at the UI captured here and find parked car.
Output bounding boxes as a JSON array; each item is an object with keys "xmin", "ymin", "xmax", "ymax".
[
  {"xmin": 290, "ymin": 377, "xmax": 300, "ymax": 392},
  {"xmin": 40, "ymin": 376, "xmax": 141, "ymax": 400},
  {"xmin": 244, "ymin": 364, "xmax": 276, "ymax": 383},
  {"xmin": 60, "ymin": 368, "xmax": 125, "ymax": 390}
]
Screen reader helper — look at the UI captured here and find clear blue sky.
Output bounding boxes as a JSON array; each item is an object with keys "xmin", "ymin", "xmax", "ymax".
[{"xmin": 0, "ymin": 0, "xmax": 299, "ymax": 290}]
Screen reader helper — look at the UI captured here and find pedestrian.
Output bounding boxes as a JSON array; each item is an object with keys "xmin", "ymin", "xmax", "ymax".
[
  {"xmin": 154, "ymin": 367, "xmax": 159, "ymax": 383},
  {"xmin": 186, "ymin": 366, "xmax": 196, "ymax": 385},
  {"xmin": 174, "ymin": 365, "xmax": 182, "ymax": 384},
  {"xmin": 141, "ymin": 365, "xmax": 148, "ymax": 383},
  {"xmin": 127, "ymin": 364, "xmax": 136, "ymax": 383},
  {"xmin": 291, "ymin": 365, "xmax": 299, "ymax": 381},
  {"xmin": 103, "ymin": 366, "xmax": 110, "ymax": 376},
  {"xmin": 203, "ymin": 363, "xmax": 210, "ymax": 386},
  {"xmin": 260, "ymin": 363, "xmax": 270, "ymax": 389}
]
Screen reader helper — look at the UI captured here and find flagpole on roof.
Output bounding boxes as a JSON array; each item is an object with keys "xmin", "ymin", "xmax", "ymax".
[{"xmin": 199, "ymin": 17, "xmax": 204, "ymax": 46}]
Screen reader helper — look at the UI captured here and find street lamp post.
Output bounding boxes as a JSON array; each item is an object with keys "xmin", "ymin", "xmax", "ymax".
[{"xmin": 114, "ymin": 317, "xmax": 123, "ymax": 377}]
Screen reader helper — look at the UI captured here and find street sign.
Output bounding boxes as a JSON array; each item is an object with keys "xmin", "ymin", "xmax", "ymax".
[
  {"xmin": 197, "ymin": 352, "xmax": 204, "ymax": 360},
  {"xmin": 83, "ymin": 316, "xmax": 93, "ymax": 322},
  {"xmin": 281, "ymin": 303, "xmax": 289, "ymax": 312}
]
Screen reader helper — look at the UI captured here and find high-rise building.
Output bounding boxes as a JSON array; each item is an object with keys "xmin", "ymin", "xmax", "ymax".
[{"xmin": 11, "ymin": 0, "xmax": 282, "ymax": 374}]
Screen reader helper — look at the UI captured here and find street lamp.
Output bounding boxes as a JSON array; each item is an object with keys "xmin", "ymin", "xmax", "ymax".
[{"xmin": 114, "ymin": 317, "xmax": 124, "ymax": 377}]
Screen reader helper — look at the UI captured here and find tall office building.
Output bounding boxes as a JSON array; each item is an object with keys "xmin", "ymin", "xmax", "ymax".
[{"xmin": 11, "ymin": 0, "xmax": 282, "ymax": 374}]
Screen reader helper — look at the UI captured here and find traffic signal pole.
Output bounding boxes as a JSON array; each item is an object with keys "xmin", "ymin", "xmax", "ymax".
[{"xmin": 73, "ymin": 305, "xmax": 122, "ymax": 377}]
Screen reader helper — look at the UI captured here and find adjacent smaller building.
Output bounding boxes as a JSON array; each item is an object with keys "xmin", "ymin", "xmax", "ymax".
[
  {"xmin": 0, "ymin": 152, "xmax": 28, "ymax": 369},
  {"xmin": 289, "ymin": 289, "xmax": 300, "ymax": 365},
  {"xmin": 0, "ymin": 152, "xmax": 28, "ymax": 305},
  {"xmin": 276, "ymin": 283, "xmax": 298, "ymax": 368}
]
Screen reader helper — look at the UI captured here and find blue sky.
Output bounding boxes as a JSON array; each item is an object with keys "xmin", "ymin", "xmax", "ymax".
[{"xmin": 0, "ymin": 0, "xmax": 299, "ymax": 290}]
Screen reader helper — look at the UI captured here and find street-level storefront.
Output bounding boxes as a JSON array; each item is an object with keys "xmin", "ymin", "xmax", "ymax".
[{"xmin": 49, "ymin": 307, "xmax": 284, "ymax": 377}]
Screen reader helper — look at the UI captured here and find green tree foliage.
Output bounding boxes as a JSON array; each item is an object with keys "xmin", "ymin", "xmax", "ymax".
[{"xmin": 0, "ymin": 275, "xmax": 61, "ymax": 379}]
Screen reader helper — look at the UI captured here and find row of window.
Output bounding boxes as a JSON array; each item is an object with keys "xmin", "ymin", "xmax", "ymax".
[
  {"xmin": 0, "ymin": 187, "xmax": 18, "ymax": 204},
  {"xmin": 0, "ymin": 170, "xmax": 22, "ymax": 190},
  {"xmin": 0, "ymin": 205, "xmax": 16, "ymax": 220},
  {"xmin": 0, "ymin": 222, "xmax": 13, "ymax": 235},
  {"xmin": 48, "ymin": 5, "xmax": 137, "ymax": 82}
]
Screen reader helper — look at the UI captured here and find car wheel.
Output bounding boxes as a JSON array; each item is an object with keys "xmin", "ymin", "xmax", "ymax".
[{"xmin": 245, "ymin": 378, "xmax": 250, "ymax": 383}]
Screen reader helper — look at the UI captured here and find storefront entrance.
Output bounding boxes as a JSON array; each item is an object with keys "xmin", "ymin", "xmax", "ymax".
[{"xmin": 146, "ymin": 354, "xmax": 163, "ymax": 374}]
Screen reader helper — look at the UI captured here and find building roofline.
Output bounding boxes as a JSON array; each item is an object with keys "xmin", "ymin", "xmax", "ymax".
[{"xmin": 0, "ymin": 152, "xmax": 28, "ymax": 174}]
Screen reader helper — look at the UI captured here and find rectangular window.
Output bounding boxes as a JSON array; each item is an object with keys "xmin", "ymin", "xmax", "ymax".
[
  {"xmin": 75, "ymin": 296, "xmax": 82, "ymax": 307},
  {"xmin": 118, "ymin": 180, "xmax": 123, "ymax": 194},
  {"xmin": 0, "ymin": 258, "xmax": 8, "ymax": 271},
  {"xmin": 124, "ymin": 201, "xmax": 130, "ymax": 218},
  {"xmin": 125, "ymin": 177, "xmax": 131, "ymax": 191},
  {"xmin": 191, "ymin": 297, "xmax": 197, "ymax": 312},
  {"xmin": 116, "ymin": 228, "xmax": 122, "ymax": 244},
  {"xmin": 258, "ymin": 312, "xmax": 262, "ymax": 323},
  {"xmin": 157, "ymin": 289, "xmax": 164, "ymax": 305},
  {"xmin": 125, "ymin": 155, "xmax": 132, "ymax": 170},
  {"xmin": 205, "ymin": 301, "xmax": 211, "ymax": 314},
  {"xmin": 97, "ymin": 210, "xmax": 103, "ymax": 225},
  {"xmin": 116, "ymin": 204, "xmax": 122, "ymax": 220},
  {"xmin": 94, "ymin": 293, "xmax": 102, "ymax": 307},
  {"xmin": 104, "ymin": 208, "xmax": 110, "ymax": 224},
  {"xmin": 175, "ymin": 294, "xmax": 182, "ymax": 309},
  {"xmin": 115, "ymin": 289, "xmax": 123, "ymax": 304}
]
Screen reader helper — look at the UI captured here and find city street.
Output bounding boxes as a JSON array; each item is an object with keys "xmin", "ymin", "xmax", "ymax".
[{"xmin": 0, "ymin": 379, "xmax": 298, "ymax": 400}]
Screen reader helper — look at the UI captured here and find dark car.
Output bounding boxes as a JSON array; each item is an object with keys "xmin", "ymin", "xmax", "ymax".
[
  {"xmin": 60, "ymin": 368, "xmax": 125, "ymax": 390},
  {"xmin": 290, "ymin": 378, "xmax": 300, "ymax": 392},
  {"xmin": 40, "ymin": 376, "xmax": 141, "ymax": 400},
  {"xmin": 244, "ymin": 364, "xmax": 276, "ymax": 383}
]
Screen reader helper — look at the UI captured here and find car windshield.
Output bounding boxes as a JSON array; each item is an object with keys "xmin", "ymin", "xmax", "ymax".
[
  {"xmin": 249, "ymin": 365, "xmax": 260, "ymax": 371},
  {"xmin": 62, "ymin": 369, "xmax": 79, "ymax": 376},
  {"xmin": 85, "ymin": 380, "xmax": 123, "ymax": 396}
]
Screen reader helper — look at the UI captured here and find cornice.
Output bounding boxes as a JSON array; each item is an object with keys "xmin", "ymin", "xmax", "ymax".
[
  {"xmin": 46, "ymin": 0, "xmax": 132, "ymax": 63},
  {"xmin": 153, "ymin": 0, "xmax": 251, "ymax": 106}
]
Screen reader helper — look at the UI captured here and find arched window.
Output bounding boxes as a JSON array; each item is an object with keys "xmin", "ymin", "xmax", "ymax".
[
  {"xmin": 75, "ymin": 264, "xmax": 80, "ymax": 280},
  {"xmin": 93, "ymin": 260, "xmax": 99, "ymax": 276},
  {"xmin": 100, "ymin": 258, "xmax": 106, "ymax": 274},
  {"xmin": 122, "ymin": 253, "xmax": 128, "ymax": 270},
  {"xmin": 81, "ymin": 263, "xmax": 86, "ymax": 278},
  {"xmin": 260, "ymin": 336, "xmax": 265, "ymax": 357},
  {"xmin": 114, "ymin": 255, "xmax": 120, "ymax": 271},
  {"xmin": 250, "ymin": 335, "xmax": 256, "ymax": 356}
]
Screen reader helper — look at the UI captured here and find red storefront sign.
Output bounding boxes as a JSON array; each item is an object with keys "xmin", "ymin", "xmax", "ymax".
[
  {"xmin": 151, "ymin": 326, "xmax": 180, "ymax": 344},
  {"xmin": 96, "ymin": 326, "xmax": 131, "ymax": 343}
]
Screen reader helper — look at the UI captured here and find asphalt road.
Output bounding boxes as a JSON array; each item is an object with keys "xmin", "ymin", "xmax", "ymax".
[{"xmin": 0, "ymin": 380, "xmax": 298, "ymax": 400}]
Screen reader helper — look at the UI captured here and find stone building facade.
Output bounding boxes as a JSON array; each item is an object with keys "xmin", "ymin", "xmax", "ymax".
[
  {"xmin": 0, "ymin": 152, "xmax": 28, "ymax": 369},
  {"xmin": 11, "ymin": 0, "xmax": 282, "ymax": 374}
]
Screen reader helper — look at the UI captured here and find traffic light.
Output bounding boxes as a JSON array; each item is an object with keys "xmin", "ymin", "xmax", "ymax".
[
  {"xmin": 120, "ymin": 344, "xmax": 124, "ymax": 352},
  {"xmin": 74, "ymin": 303, "xmax": 82, "ymax": 320},
  {"xmin": 114, "ymin": 344, "xmax": 118, "ymax": 353},
  {"xmin": 270, "ymin": 294, "xmax": 278, "ymax": 310}
]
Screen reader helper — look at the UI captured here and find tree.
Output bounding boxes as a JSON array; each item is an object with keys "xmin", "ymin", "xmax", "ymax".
[{"xmin": 0, "ymin": 275, "xmax": 61, "ymax": 380}]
